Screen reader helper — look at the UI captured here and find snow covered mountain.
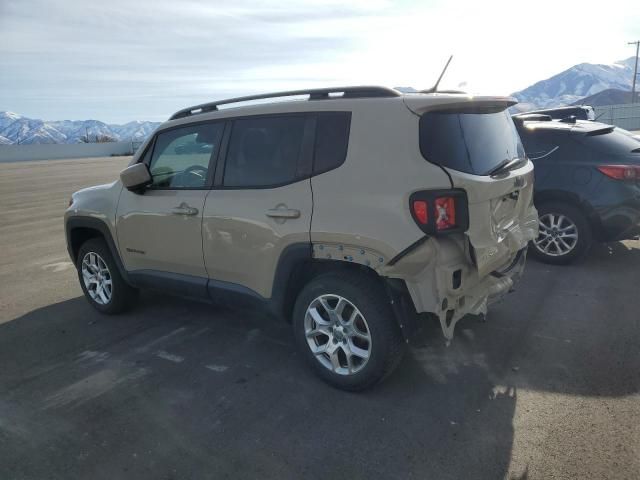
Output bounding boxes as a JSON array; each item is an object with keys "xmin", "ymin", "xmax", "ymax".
[
  {"xmin": 512, "ymin": 57, "xmax": 636, "ymax": 111},
  {"xmin": 0, "ymin": 111, "xmax": 161, "ymax": 145}
]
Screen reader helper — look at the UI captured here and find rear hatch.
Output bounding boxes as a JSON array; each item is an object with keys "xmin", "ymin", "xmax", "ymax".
[{"xmin": 405, "ymin": 95, "xmax": 539, "ymax": 276}]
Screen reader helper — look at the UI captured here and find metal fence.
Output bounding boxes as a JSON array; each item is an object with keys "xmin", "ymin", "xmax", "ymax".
[
  {"xmin": 0, "ymin": 141, "xmax": 136, "ymax": 163},
  {"xmin": 594, "ymin": 103, "xmax": 640, "ymax": 131}
]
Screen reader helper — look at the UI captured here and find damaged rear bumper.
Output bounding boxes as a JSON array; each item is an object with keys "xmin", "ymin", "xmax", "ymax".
[{"xmin": 386, "ymin": 236, "xmax": 529, "ymax": 341}]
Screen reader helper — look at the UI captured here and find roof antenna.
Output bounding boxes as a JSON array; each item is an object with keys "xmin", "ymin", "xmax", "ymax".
[{"xmin": 420, "ymin": 55, "xmax": 453, "ymax": 93}]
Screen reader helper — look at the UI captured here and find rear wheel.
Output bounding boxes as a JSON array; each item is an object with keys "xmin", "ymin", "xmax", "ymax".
[
  {"xmin": 292, "ymin": 272, "xmax": 405, "ymax": 391},
  {"xmin": 530, "ymin": 202, "xmax": 592, "ymax": 265},
  {"xmin": 77, "ymin": 238, "xmax": 137, "ymax": 314}
]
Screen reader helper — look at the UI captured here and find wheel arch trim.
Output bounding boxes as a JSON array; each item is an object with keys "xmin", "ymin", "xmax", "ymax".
[{"xmin": 65, "ymin": 216, "xmax": 131, "ymax": 284}]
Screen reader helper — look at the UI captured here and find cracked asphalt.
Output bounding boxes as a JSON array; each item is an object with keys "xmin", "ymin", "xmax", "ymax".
[{"xmin": 1, "ymin": 157, "xmax": 639, "ymax": 479}]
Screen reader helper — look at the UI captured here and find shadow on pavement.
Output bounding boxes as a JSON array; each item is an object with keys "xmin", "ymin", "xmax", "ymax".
[{"xmin": 1, "ymin": 240, "xmax": 639, "ymax": 479}]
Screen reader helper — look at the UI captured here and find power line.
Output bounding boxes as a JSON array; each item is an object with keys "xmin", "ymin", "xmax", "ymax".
[{"xmin": 629, "ymin": 41, "xmax": 640, "ymax": 104}]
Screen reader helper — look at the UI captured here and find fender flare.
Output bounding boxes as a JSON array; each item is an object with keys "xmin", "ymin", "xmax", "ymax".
[{"xmin": 65, "ymin": 216, "xmax": 131, "ymax": 284}]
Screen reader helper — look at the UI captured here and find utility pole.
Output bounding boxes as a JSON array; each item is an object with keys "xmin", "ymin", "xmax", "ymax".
[{"xmin": 629, "ymin": 40, "xmax": 640, "ymax": 104}]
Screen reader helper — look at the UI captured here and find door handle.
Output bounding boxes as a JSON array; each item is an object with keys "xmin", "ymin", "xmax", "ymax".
[
  {"xmin": 171, "ymin": 202, "xmax": 199, "ymax": 216},
  {"xmin": 265, "ymin": 207, "xmax": 301, "ymax": 219}
]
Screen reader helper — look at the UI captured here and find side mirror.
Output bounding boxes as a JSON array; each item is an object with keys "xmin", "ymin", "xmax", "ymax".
[{"xmin": 120, "ymin": 163, "xmax": 152, "ymax": 192}]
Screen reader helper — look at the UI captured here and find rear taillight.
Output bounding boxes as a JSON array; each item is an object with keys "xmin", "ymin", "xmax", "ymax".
[
  {"xmin": 597, "ymin": 165, "xmax": 640, "ymax": 181},
  {"xmin": 412, "ymin": 200, "xmax": 428, "ymax": 224},
  {"xmin": 410, "ymin": 190, "xmax": 469, "ymax": 235}
]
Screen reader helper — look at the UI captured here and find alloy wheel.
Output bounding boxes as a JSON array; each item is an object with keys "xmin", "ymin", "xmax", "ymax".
[
  {"xmin": 534, "ymin": 213, "xmax": 579, "ymax": 257},
  {"xmin": 304, "ymin": 294, "xmax": 372, "ymax": 375},
  {"xmin": 81, "ymin": 252, "xmax": 112, "ymax": 305}
]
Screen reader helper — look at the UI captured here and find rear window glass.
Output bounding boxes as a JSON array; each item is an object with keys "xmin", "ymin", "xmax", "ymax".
[
  {"xmin": 313, "ymin": 112, "xmax": 351, "ymax": 174},
  {"xmin": 517, "ymin": 127, "xmax": 562, "ymax": 160},
  {"xmin": 576, "ymin": 128, "xmax": 640, "ymax": 155},
  {"xmin": 419, "ymin": 109, "xmax": 525, "ymax": 175}
]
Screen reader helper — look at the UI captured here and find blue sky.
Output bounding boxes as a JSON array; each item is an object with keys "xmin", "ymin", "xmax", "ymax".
[{"xmin": 1, "ymin": 0, "xmax": 639, "ymax": 123}]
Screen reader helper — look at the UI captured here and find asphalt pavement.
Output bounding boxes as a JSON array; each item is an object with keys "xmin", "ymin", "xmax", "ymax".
[{"xmin": 0, "ymin": 157, "xmax": 638, "ymax": 480}]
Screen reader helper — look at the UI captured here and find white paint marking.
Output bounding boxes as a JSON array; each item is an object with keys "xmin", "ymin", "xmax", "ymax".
[
  {"xmin": 156, "ymin": 351, "xmax": 184, "ymax": 363},
  {"xmin": 77, "ymin": 350, "xmax": 109, "ymax": 363},
  {"xmin": 206, "ymin": 364, "xmax": 228, "ymax": 373},
  {"xmin": 136, "ymin": 327, "xmax": 187, "ymax": 353},
  {"xmin": 42, "ymin": 261, "xmax": 74, "ymax": 273},
  {"xmin": 44, "ymin": 368, "xmax": 149, "ymax": 409}
]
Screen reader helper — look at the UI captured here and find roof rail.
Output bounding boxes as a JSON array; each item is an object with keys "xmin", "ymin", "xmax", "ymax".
[{"xmin": 169, "ymin": 86, "xmax": 401, "ymax": 120}]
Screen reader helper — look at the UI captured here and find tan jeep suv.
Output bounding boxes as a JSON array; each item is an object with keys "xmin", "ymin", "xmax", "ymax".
[{"xmin": 65, "ymin": 86, "xmax": 538, "ymax": 390}]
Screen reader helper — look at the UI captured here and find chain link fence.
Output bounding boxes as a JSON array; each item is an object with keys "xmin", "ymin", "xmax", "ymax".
[{"xmin": 594, "ymin": 103, "xmax": 640, "ymax": 131}]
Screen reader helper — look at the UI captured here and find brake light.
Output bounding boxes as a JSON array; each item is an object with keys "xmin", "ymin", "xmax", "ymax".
[
  {"xmin": 597, "ymin": 165, "xmax": 640, "ymax": 181},
  {"xmin": 412, "ymin": 200, "xmax": 428, "ymax": 224},
  {"xmin": 409, "ymin": 190, "xmax": 469, "ymax": 235}
]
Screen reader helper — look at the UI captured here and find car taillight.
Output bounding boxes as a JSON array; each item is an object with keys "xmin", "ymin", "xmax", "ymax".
[
  {"xmin": 597, "ymin": 165, "xmax": 640, "ymax": 181},
  {"xmin": 412, "ymin": 200, "xmax": 428, "ymax": 224},
  {"xmin": 409, "ymin": 190, "xmax": 469, "ymax": 235}
]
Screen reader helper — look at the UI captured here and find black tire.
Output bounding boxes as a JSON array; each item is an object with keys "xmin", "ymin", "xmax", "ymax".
[
  {"xmin": 292, "ymin": 271, "xmax": 405, "ymax": 391},
  {"xmin": 76, "ymin": 238, "xmax": 137, "ymax": 314},
  {"xmin": 529, "ymin": 201, "xmax": 593, "ymax": 265}
]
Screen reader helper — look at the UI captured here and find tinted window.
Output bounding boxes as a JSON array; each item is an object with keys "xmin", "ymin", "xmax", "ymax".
[
  {"xmin": 149, "ymin": 123, "xmax": 224, "ymax": 189},
  {"xmin": 223, "ymin": 116, "xmax": 305, "ymax": 187},
  {"xmin": 419, "ymin": 109, "xmax": 525, "ymax": 175},
  {"xmin": 575, "ymin": 128, "xmax": 640, "ymax": 155},
  {"xmin": 313, "ymin": 112, "xmax": 350, "ymax": 174},
  {"xmin": 531, "ymin": 107, "xmax": 593, "ymax": 121},
  {"xmin": 517, "ymin": 127, "xmax": 561, "ymax": 160}
]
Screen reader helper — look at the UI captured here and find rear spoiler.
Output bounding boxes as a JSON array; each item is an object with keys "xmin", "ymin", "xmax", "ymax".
[
  {"xmin": 403, "ymin": 95, "xmax": 517, "ymax": 116},
  {"xmin": 584, "ymin": 126, "xmax": 615, "ymax": 137}
]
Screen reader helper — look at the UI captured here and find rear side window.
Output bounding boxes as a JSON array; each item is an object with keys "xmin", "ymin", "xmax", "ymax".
[
  {"xmin": 313, "ymin": 112, "xmax": 351, "ymax": 174},
  {"xmin": 575, "ymin": 128, "xmax": 640, "ymax": 155},
  {"xmin": 223, "ymin": 116, "xmax": 306, "ymax": 187},
  {"xmin": 419, "ymin": 109, "xmax": 525, "ymax": 175}
]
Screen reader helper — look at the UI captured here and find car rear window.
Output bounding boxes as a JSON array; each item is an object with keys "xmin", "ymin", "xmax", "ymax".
[
  {"xmin": 575, "ymin": 128, "xmax": 640, "ymax": 155},
  {"xmin": 419, "ymin": 109, "xmax": 525, "ymax": 175}
]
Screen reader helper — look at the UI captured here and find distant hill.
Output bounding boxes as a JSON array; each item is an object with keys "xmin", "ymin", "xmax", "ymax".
[
  {"xmin": 570, "ymin": 88, "xmax": 637, "ymax": 107},
  {"xmin": 512, "ymin": 57, "xmax": 635, "ymax": 111},
  {"xmin": 0, "ymin": 111, "xmax": 161, "ymax": 145}
]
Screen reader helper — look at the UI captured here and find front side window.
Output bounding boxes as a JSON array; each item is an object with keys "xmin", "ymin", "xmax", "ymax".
[
  {"xmin": 223, "ymin": 116, "xmax": 306, "ymax": 188},
  {"xmin": 420, "ymin": 109, "xmax": 525, "ymax": 175},
  {"xmin": 148, "ymin": 123, "xmax": 224, "ymax": 189}
]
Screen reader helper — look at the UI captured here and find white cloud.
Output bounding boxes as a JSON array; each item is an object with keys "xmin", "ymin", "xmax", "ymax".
[{"xmin": 0, "ymin": 0, "xmax": 638, "ymax": 122}]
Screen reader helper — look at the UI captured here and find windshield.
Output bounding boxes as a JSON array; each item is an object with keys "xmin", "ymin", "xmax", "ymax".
[{"xmin": 419, "ymin": 109, "xmax": 525, "ymax": 175}]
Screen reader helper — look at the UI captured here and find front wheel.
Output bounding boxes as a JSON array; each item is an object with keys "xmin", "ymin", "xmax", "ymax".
[
  {"xmin": 76, "ymin": 238, "xmax": 137, "ymax": 314},
  {"xmin": 530, "ymin": 202, "xmax": 592, "ymax": 265},
  {"xmin": 292, "ymin": 272, "xmax": 405, "ymax": 391}
]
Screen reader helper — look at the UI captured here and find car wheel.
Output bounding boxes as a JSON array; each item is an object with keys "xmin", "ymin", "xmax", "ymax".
[
  {"xmin": 292, "ymin": 271, "xmax": 405, "ymax": 391},
  {"xmin": 530, "ymin": 202, "xmax": 592, "ymax": 265},
  {"xmin": 76, "ymin": 238, "xmax": 137, "ymax": 314}
]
